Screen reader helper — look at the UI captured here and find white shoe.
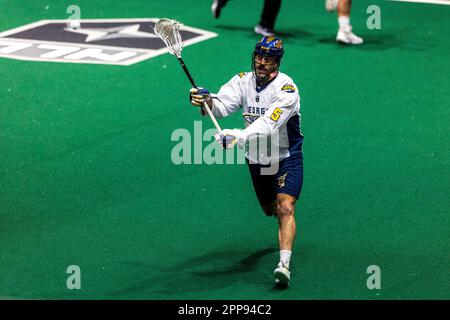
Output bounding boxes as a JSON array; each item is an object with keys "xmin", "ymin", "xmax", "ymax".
[
  {"xmin": 336, "ymin": 25, "xmax": 363, "ymax": 45},
  {"xmin": 325, "ymin": 0, "xmax": 338, "ymax": 12},
  {"xmin": 254, "ymin": 25, "xmax": 275, "ymax": 37},
  {"xmin": 274, "ymin": 261, "xmax": 290, "ymax": 286}
]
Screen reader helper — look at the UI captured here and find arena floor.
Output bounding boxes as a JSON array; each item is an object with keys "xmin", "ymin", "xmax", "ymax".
[{"xmin": 0, "ymin": 0, "xmax": 449, "ymax": 299}]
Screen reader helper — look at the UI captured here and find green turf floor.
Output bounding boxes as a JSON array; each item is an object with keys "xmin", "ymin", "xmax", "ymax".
[{"xmin": 0, "ymin": 0, "xmax": 449, "ymax": 299}]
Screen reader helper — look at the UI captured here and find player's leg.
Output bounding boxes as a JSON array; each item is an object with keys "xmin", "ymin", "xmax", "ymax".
[
  {"xmin": 272, "ymin": 152, "xmax": 303, "ymax": 286},
  {"xmin": 338, "ymin": 0, "xmax": 351, "ymax": 16},
  {"xmin": 273, "ymin": 193, "xmax": 296, "ymax": 286},
  {"xmin": 276, "ymin": 193, "xmax": 296, "ymax": 251},
  {"xmin": 262, "ymin": 201, "xmax": 277, "ymax": 217},
  {"xmin": 336, "ymin": 0, "xmax": 363, "ymax": 45},
  {"xmin": 325, "ymin": 0, "xmax": 338, "ymax": 12},
  {"xmin": 254, "ymin": 0, "xmax": 282, "ymax": 37},
  {"xmin": 247, "ymin": 161, "xmax": 277, "ymax": 216},
  {"xmin": 211, "ymin": 0, "xmax": 229, "ymax": 19}
]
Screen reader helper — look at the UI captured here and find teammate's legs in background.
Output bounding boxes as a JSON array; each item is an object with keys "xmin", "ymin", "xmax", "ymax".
[
  {"xmin": 211, "ymin": 0, "xmax": 229, "ymax": 19},
  {"xmin": 337, "ymin": 0, "xmax": 363, "ymax": 44},
  {"xmin": 254, "ymin": 0, "xmax": 282, "ymax": 37},
  {"xmin": 326, "ymin": 0, "xmax": 363, "ymax": 45},
  {"xmin": 337, "ymin": 0, "xmax": 351, "ymax": 16}
]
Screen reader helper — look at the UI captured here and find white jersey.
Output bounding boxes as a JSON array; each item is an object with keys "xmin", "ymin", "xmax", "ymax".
[{"xmin": 211, "ymin": 71, "xmax": 303, "ymax": 164}]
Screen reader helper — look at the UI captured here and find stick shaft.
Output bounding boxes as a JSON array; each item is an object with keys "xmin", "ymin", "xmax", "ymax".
[
  {"xmin": 176, "ymin": 57, "xmax": 222, "ymax": 134},
  {"xmin": 202, "ymin": 102, "xmax": 222, "ymax": 134},
  {"xmin": 177, "ymin": 57, "xmax": 197, "ymax": 88}
]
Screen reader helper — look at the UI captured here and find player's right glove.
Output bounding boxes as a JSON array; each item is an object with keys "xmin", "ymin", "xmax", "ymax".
[
  {"xmin": 214, "ymin": 129, "xmax": 247, "ymax": 149},
  {"xmin": 190, "ymin": 87, "xmax": 213, "ymax": 115}
]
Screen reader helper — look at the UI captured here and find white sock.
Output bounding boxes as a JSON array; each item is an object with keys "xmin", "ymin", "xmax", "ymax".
[
  {"xmin": 338, "ymin": 16, "xmax": 350, "ymax": 29},
  {"xmin": 279, "ymin": 250, "xmax": 291, "ymax": 268}
]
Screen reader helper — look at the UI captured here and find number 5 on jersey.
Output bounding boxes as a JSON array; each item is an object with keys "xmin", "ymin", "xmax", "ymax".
[{"xmin": 270, "ymin": 107, "xmax": 283, "ymax": 121}]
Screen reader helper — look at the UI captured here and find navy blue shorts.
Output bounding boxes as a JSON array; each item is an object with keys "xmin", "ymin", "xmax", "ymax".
[{"xmin": 247, "ymin": 152, "xmax": 304, "ymax": 206}]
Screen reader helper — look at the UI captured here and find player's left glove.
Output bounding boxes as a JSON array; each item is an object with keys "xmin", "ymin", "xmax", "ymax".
[
  {"xmin": 190, "ymin": 87, "xmax": 213, "ymax": 115},
  {"xmin": 214, "ymin": 129, "xmax": 246, "ymax": 149}
]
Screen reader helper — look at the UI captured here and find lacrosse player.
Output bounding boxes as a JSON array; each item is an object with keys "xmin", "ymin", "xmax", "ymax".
[
  {"xmin": 326, "ymin": 0, "xmax": 363, "ymax": 45},
  {"xmin": 190, "ymin": 37, "xmax": 303, "ymax": 287}
]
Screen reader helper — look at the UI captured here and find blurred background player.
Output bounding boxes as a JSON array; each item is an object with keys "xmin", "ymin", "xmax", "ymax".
[
  {"xmin": 326, "ymin": 0, "xmax": 363, "ymax": 45},
  {"xmin": 254, "ymin": 0, "xmax": 282, "ymax": 37},
  {"xmin": 211, "ymin": 0, "xmax": 229, "ymax": 19},
  {"xmin": 211, "ymin": 0, "xmax": 282, "ymax": 37},
  {"xmin": 189, "ymin": 37, "xmax": 304, "ymax": 287}
]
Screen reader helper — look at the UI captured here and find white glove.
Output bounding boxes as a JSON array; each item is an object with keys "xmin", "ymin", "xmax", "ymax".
[{"xmin": 214, "ymin": 129, "xmax": 246, "ymax": 149}]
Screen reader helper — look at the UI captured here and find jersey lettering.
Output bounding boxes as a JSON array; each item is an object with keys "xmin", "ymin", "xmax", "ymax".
[{"xmin": 247, "ymin": 106, "xmax": 266, "ymax": 115}]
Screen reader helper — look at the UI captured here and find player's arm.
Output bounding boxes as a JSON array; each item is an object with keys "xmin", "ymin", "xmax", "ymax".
[
  {"xmin": 245, "ymin": 93, "xmax": 299, "ymax": 136},
  {"xmin": 190, "ymin": 73, "xmax": 243, "ymax": 118},
  {"xmin": 218, "ymin": 83, "xmax": 300, "ymax": 149}
]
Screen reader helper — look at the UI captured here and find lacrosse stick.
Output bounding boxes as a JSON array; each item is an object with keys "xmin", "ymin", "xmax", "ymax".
[{"xmin": 154, "ymin": 18, "xmax": 223, "ymax": 136}]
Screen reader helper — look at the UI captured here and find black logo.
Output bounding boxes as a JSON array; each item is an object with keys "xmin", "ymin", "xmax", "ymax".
[{"xmin": 0, "ymin": 19, "xmax": 217, "ymax": 65}]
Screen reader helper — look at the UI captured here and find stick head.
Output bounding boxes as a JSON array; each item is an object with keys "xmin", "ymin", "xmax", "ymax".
[{"xmin": 153, "ymin": 18, "xmax": 183, "ymax": 58}]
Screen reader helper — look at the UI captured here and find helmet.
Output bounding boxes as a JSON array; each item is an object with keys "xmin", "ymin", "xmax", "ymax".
[
  {"xmin": 253, "ymin": 36, "xmax": 284, "ymax": 60},
  {"xmin": 252, "ymin": 37, "xmax": 284, "ymax": 83}
]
